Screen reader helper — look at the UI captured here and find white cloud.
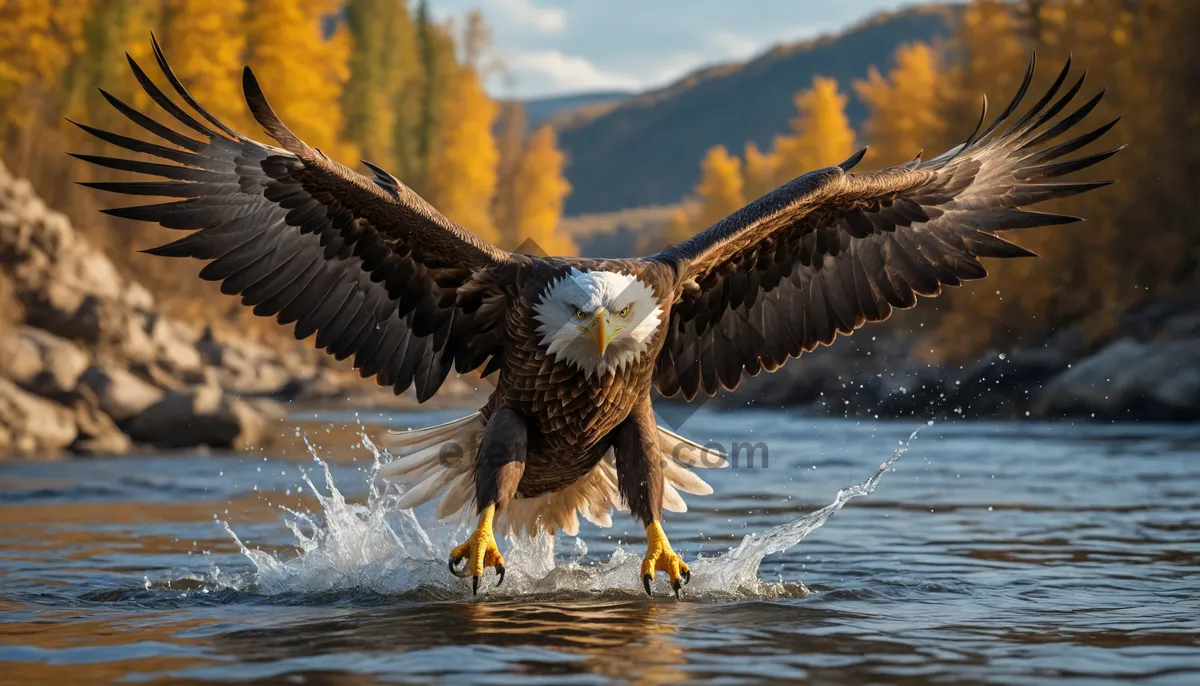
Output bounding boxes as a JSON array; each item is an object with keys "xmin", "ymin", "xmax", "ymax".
[
  {"xmin": 490, "ymin": 0, "xmax": 567, "ymax": 35},
  {"xmin": 706, "ymin": 31, "xmax": 762, "ymax": 60},
  {"xmin": 706, "ymin": 25, "xmax": 820, "ymax": 62},
  {"xmin": 505, "ymin": 50, "xmax": 643, "ymax": 94}
]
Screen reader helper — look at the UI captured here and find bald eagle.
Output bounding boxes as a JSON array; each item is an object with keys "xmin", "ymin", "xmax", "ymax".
[{"xmin": 74, "ymin": 38, "xmax": 1118, "ymax": 596}]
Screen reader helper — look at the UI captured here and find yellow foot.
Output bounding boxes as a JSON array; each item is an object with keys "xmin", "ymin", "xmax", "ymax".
[
  {"xmin": 448, "ymin": 504, "xmax": 505, "ymax": 594},
  {"xmin": 641, "ymin": 519, "xmax": 690, "ymax": 598}
]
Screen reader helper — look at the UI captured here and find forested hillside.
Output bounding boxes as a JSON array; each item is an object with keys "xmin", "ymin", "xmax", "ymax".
[{"xmin": 555, "ymin": 6, "xmax": 957, "ymax": 214}]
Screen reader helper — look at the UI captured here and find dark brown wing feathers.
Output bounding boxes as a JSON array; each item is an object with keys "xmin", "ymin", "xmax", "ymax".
[
  {"xmin": 653, "ymin": 55, "xmax": 1120, "ymax": 400},
  {"xmin": 73, "ymin": 36, "xmax": 513, "ymax": 402}
]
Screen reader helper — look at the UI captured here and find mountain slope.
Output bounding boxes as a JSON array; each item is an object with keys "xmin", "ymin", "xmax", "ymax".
[
  {"xmin": 520, "ymin": 91, "xmax": 632, "ymax": 128},
  {"xmin": 557, "ymin": 5, "xmax": 958, "ymax": 215}
]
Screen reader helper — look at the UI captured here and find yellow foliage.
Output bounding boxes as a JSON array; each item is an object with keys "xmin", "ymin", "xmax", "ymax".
[
  {"xmin": 494, "ymin": 125, "xmax": 575, "ymax": 256},
  {"xmin": 425, "ymin": 64, "xmax": 500, "ymax": 243},
  {"xmin": 854, "ymin": 42, "xmax": 944, "ymax": 168},
  {"xmin": 742, "ymin": 141, "xmax": 778, "ymax": 201},
  {"xmin": 660, "ymin": 205, "xmax": 697, "ymax": 248},
  {"xmin": 774, "ymin": 76, "xmax": 856, "ymax": 181},
  {"xmin": 0, "ymin": 0, "xmax": 93, "ymax": 159},
  {"xmin": 694, "ymin": 145, "xmax": 745, "ymax": 228},
  {"xmin": 161, "ymin": 0, "xmax": 250, "ymax": 132},
  {"xmin": 246, "ymin": 0, "xmax": 353, "ymax": 160},
  {"xmin": 0, "ymin": 0, "xmax": 92, "ymax": 100}
]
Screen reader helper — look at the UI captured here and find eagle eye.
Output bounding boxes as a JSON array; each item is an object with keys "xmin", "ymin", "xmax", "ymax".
[
  {"xmin": 617, "ymin": 305, "xmax": 633, "ymax": 318},
  {"xmin": 572, "ymin": 306, "xmax": 588, "ymax": 320}
]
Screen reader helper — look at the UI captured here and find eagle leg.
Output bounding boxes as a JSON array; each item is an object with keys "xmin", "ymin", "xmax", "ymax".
[
  {"xmin": 449, "ymin": 504, "xmax": 505, "ymax": 594},
  {"xmin": 614, "ymin": 397, "xmax": 690, "ymax": 598},
  {"xmin": 449, "ymin": 407, "xmax": 527, "ymax": 594}
]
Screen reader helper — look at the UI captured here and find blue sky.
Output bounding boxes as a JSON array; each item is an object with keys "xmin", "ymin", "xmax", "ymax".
[{"xmin": 428, "ymin": 0, "xmax": 957, "ymax": 99}]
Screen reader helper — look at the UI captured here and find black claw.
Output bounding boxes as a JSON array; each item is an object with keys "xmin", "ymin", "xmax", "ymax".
[
  {"xmin": 496, "ymin": 564, "xmax": 505, "ymax": 587},
  {"xmin": 643, "ymin": 573, "xmax": 653, "ymax": 597},
  {"xmin": 449, "ymin": 556, "xmax": 470, "ymax": 578},
  {"xmin": 682, "ymin": 568, "xmax": 691, "ymax": 586},
  {"xmin": 472, "ymin": 575, "xmax": 480, "ymax": 595},
  {"xmin": 672, "ymin": 579, "xmax": 682, "ymax": 599}
]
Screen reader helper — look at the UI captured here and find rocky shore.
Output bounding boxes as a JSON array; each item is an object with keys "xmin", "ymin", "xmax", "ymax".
[
  {"xmin": 725, "ymin": 296, "xmax": 1200, "ymax": 422},
  {"xmin": 0, "ymin": 162, "xmax": 479, "ymax": 459}
]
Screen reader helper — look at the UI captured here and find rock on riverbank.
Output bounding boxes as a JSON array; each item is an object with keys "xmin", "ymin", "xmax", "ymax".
[{"xmin": 0, "ymin": 161, "xmax": 456, "ymax": 459}]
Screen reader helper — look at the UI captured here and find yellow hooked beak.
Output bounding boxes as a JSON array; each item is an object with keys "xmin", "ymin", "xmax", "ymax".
[{"xmin": 583, "ymin": 309, "xmax": 614, "ymax": 356}]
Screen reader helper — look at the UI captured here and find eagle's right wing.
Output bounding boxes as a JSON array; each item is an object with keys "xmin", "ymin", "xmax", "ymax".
[
  {"xmin": 651, "ymin": 56, "xmax": 1121, "ymax": 400},
  {"xmin": 73, "ymin": 37, "xmax": 517, "ymax": 401}
]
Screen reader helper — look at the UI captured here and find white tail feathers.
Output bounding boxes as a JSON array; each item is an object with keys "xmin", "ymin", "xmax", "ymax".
[
  {"xmin": 376, "ymin": 413, "xmax": 727, "ymax": 536},
  {"xmin": 658, "ymin": 425, "xmax": 729, "ymax": 468}
]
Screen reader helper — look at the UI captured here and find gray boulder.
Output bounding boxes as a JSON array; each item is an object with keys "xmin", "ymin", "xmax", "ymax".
[
  {"xmin": 71, "ymin": 386, "xmax": 133, "ymax": 455},
  {"xmin": 0, "ymin": 378, "xmax": 77, "ymax": 457},
  {"xmin": 0, "ymin": 326, "xmax": 90, "ymax": 401},
  {"xmin": 198, "ymin": 334, "xmax": 293, "ymax": 396},
  {"xmin": 149, "ymin": 316, "xmax": 205, "ymax": 381},
  {"xmin": 126, "ymin": 385, "xmax": 268, "ymax": 449},
  {"xmin": 1034, "ymin": 338, "xmax": 1200, "ymax": 420},
  {"xmin": 78, "ymin": 363, "xmax": 164, "ymax": 423}
]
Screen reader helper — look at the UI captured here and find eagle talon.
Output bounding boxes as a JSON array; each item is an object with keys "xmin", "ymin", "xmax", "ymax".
[
  {"xmin": 448, "ymin": 505, "xmax": 504, "ymax": 594},
  {"xmin": 496, "ymin": 563, "xmax": 505, "ymax": 587},
  {"xmin": 641, "ymin": 520, "xmax": 689, "ymax": 599}
]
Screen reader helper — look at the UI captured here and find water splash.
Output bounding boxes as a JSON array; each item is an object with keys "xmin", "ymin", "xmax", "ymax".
[{"xmin": 218, "ymin": 426, "xmax": 923, "ymax": 600}]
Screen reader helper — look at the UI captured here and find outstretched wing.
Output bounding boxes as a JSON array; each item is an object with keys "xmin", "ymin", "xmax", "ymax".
[
  {"xmin": 651, "ymin": 56, "xmax": 1121, "ymax": 400},
  {"xmin": 73, "ymin": 37, "xmax": 517, "ymax": 401}
]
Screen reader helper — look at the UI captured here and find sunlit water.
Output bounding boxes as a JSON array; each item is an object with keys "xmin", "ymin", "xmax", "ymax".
[{"xmin": 2, "ymin": 409, "xmax": 1198, "ymax": 684}]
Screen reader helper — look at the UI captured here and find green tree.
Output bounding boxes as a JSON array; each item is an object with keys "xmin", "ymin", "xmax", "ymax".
[{"xmin": 342, "ymin": 0, "xmax": 417, "ymax": 171}]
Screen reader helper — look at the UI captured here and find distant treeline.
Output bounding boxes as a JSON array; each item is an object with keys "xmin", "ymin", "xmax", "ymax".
[
  {"xmin": 0, "ymin": 0, "xmax": 574, "ymax": 329},
  {"xmin": 663, "ymin": 0, "xmax": 1200, "ymax": 361}
]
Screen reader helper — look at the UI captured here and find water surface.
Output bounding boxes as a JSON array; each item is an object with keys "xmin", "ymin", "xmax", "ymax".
[{"xmin": 1, "ymin": 410, "xmax": 1198, "ymax": 684}]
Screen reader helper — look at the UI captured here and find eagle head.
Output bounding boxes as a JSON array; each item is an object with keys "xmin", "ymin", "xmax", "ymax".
[{"xmin": 533, "ymin": 268, "xmax": 663, "ymax": 377}]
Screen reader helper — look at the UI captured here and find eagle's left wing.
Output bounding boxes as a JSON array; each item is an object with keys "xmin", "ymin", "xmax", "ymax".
[
  {"xmin": 72, "ymin": 37, "xmax": 518, "ymax": 401},
  {"xmin": 650, "ymin": 57, "xmax": 1121, "ymax": 400}
]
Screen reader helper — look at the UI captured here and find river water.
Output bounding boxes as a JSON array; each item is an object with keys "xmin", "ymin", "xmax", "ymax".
[{"xmin": 1, "ymin": 409, "xmax": 1198, "ymax": 684}]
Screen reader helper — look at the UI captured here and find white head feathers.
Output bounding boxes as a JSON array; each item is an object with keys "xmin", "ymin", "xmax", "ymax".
[{"xmin": 533, "ymin": 269, "xmax": 663, "ymax": 377}]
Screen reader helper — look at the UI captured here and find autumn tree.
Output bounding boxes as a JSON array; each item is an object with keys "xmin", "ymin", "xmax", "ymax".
[
  {"xmin": 660, "ymin": 205, "xmax": 697, "ymax": 248},
  {"xmin": 694, "ymin": 145, "xmax": 744, "ymax": 228},
  {"xmin": 773, "ymin": 76, "xmax": 856, "ymax": 181},
  {"xmin": 245, "ymin": 0, "xmax": 352, "ymax": 159},
  {"xmin": 424, "ymin": 62, "xmax": 499, "ymax": 243},
  {"xmin": 941, "ymin": 0, "xmax": 1027, "ymax": 146},
  {"xmin": 742, "ymin": 142, "xmax": 778, "ymax": 201},
  {"xmin": 0, "ymin": 0, "xmax": 93, "ymax": 150},
  {"xmin": 854, "ymin": 42, "xmax": 944, "ymax": 168},
  {"xmin": 160, "ymin": 0, "xmax": 249, "ymax": 131},
  {"xmin": 494, "ymin": 125, "xmax": 575, "ymax": 256}
]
